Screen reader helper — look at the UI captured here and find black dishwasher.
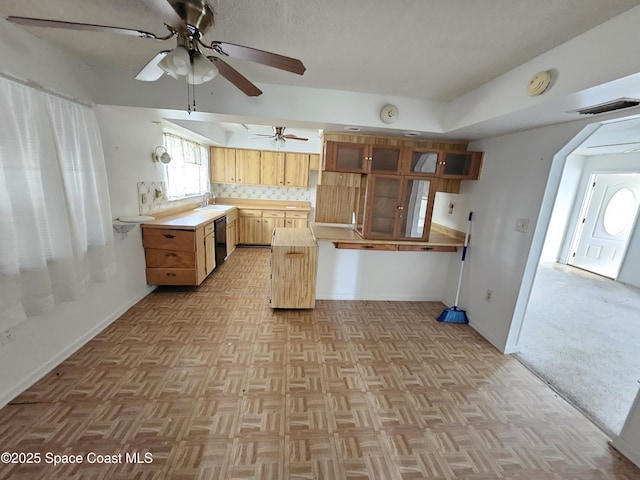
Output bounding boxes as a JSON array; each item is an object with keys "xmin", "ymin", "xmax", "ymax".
[{"xmin": 214, "ymin": 216, "xmax": 227, "ymax": 267}]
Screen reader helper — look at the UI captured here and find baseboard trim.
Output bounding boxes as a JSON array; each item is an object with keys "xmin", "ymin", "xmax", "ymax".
[
  {"xmin": 468, "ymin": 320, "xmax": 507, "ymax": 353},
  {"xmin": 610, "ymin": 436, "xmax": 640, "ymax": 469},
  {"xmin": 0, "ymin": 286, "xmax": 154, "ymax": 409}
]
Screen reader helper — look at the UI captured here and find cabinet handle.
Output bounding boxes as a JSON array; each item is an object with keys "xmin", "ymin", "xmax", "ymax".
[
  {"xmin": 362, "ymin": 245, "xmax": 373, "ymax": 249},
  {"xmin": 166, "ymin": 273, "xmax": 176, "ymax": 277},
  {"xmin": 163, "ymin": 234, "xmax": 176, "ymax": 239},
  {"xmin": 421, "ymin": 247, "xmax": 433, "ymax": 251},
  {"xmin": 165, "ymin": 252, "xmax": 178, "ymax": 257},
  {"xmin": 397, "ymin": 206, "xmax": 404, "ymax": 210}
]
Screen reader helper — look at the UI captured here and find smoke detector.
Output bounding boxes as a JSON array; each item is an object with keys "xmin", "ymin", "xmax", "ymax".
[{"xmin": 526, "ymin": 70, "xmax": 552, "ymax": 96}]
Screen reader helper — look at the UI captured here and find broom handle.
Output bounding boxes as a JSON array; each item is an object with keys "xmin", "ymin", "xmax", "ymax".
[{"xmin": 453, "ymin": 212, "xmax": 473, "ymax": 307}]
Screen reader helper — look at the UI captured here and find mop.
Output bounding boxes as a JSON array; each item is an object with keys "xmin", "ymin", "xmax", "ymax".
[{"xmin": 437, "ymin": 211, "xmax": 473, "ymax": 324}]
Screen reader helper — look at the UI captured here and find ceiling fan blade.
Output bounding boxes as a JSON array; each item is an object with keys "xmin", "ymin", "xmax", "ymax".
[
  {"xmin": 283, "ymin": 135, "xmax": 309, "ymax": 141},
  {"xmin": 208, "ymin": 41, "xmax": 306, "ymax": 75},
  {"xmin": 209, "ymin": 57, "xmax": 263, "ymax": 97},
  {"xmin": 7, "ymin": 16, "xmax": 165, "ymax": 39},
  {"xmin": 135, "ymin": 51, "xmax": 170, "ymax": 81},
  {"xmin": 254, "ymin": 134, "xmax": 275, "ymax": 138}
]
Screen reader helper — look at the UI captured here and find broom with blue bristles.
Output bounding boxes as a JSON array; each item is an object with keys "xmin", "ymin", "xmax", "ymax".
[{"xmin": 437, "ymin": 211, "xmax": 473, "ymax": 324}]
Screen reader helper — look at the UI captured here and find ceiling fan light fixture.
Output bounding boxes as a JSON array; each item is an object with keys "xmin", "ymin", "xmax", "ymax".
[
  {"xmin": 187, "ymin": 51, "xmax": 219, "ymax": 85},
  {"xmin": 158, "ymin": 45, "xmax": 191, "ymax": 76}
]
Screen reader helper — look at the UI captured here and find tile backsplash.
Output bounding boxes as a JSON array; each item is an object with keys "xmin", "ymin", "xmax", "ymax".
[
  {"xmin": 212, "ymin": 184, "xmax": 311, "ymax": 202},
  {"xmin": 137, "ymin": 179, "xmax": 315, "ymax": 215},
  {"xmin": 137, "ymin": 181, "xmax": 201, "ymax": 214}
]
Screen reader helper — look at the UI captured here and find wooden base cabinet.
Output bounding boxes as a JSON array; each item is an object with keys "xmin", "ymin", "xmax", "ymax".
[
  {"xmin": 142, "ymin": 223, "xmax": 215, "ymax": 286},
  {"xmin": 271, "ymin": 228, "xmax": 318, "ymax": 309},
  {"xmin": 237, "ymin": 209, "xmax": 309, "ymax": 245}
]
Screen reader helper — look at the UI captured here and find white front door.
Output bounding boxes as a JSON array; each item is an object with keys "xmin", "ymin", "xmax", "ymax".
[{"xmin": 570, "ymin": 173, "xmax": 640, "ymax": 278}]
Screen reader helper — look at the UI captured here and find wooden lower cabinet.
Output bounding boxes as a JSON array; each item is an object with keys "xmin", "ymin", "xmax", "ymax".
[
  {"xmin": 237, "ymin": 209, "xmax": 309, "ymax": 245},
  {"xmin": 271, "ymin": 228, "xmax": 318, "ymax": 309},
  {"xmin": 142, "ymin": 223, "xmax": 215, "ymax": 286}
]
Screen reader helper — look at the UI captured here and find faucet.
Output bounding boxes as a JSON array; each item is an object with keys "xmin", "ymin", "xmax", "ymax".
[{"xmin": 201, "ymin": 192, "xmax": 210, "ymax": 207}]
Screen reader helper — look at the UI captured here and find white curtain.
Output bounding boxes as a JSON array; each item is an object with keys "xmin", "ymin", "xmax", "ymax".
[
  {"xmin": 0, "ymin": 76, "xmax": 114, "ymax": 330},
  {"xmin": 164, "ymin": 133, "xmax": 209, "ymax": 198}
]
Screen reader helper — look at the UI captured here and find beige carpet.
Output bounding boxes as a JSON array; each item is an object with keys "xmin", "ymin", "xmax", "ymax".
[{"xmin": 515, "ymin": 262, "xmax": 640, "ymax": 436}]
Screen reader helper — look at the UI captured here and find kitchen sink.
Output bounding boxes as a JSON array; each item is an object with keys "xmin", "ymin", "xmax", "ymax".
[{"xmin": 195, "ymin": 204, "xmax": 235, "ymax": 212}]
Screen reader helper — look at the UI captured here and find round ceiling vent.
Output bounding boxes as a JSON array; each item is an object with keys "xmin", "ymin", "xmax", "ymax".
[{"xmin": 526, "ymin": 70, "xmax": 552, "ymax": 97}]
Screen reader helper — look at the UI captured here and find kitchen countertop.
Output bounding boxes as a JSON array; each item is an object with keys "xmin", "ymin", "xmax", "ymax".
[
  {"xmin": 310, "ymin": 222, "xmax": 464, "ymax": 247},
  {"xmin": 140, "ymin": 199, "xmax": 311, "ymax": 230},
  {"xmin": 141, "ymin": 208, "xmax": 233, "ymax": 230}
]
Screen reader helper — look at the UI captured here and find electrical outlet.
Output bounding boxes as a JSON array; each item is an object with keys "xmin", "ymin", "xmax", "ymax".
[
  {"xmin": 485, "ymin": 289, "xmax": 493, "ymax": 302},
  {"xmin": 515, "ymin": 218, "xmax": 529, "ymax": 233},
  {"xmin": 0, "ymin": 328, "xmax": 15, "ymax": 345},
  {"xmin": 448, "ymin": 202, "xmax": 454, "ymax": 214}
]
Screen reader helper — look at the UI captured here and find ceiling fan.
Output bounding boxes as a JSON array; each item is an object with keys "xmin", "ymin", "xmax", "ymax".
[
  {"xmin": 6, "ymin": 0, "xmax": 305, "ymax": 98},
  {"xmin": 255, "ymin": 127, "xmax": 309, "ymax": 147}
]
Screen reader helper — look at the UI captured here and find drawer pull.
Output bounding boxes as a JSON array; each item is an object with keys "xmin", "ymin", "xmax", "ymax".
[
  {"xmin": 362, "ymin": 245, "xmax": 373, "ymax": 249},
  {"xmin": 421, "ymin": 247, "xmax": 433, "ymax": 251},
  {"xmin": 165, "ymin": 252, "xmax": 178, "ymax": 257},
  {"xmin": 163, "ymin": 234, "xmax": 176, "ymax": 239},
  {"xmin": 166, "ymin": 273, "xmax": 176, "ymax": 277}
]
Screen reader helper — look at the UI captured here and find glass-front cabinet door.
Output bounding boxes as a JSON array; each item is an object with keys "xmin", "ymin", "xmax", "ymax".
[
  {"xmin": 369, "ymin": 146, "xmax": 403, "ymax": 174},
  {"xmin": 355, "ymin": 175, "xmax": 368, "ymax": 237},
  {"xmin": 366, "ymin": 175, "xmax": 402, "ymax": 239},
  {"xmin": 398, "ymin": 177, "xmax": 434, "ymax": 241},
  {"xmin": 405, "ymin": 149, "xmax": 439, "ymax": 176},
  {"xmin": 324, "ymin": 141, "xmax": 368, "ymax": 173},
  {"xmin": 439, "ymin": 151, "xmax": 483, "ymax": 179}
]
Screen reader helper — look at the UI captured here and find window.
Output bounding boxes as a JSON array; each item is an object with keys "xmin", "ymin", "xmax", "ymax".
[{"xmin": 163, "ymin": 133, "xmax": 209, "ymax": 198}]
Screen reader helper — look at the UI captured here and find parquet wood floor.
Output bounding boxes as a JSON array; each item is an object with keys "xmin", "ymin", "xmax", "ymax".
[{"xmin": 0, "ymin": 248, "xmax": 638, "ymax": 479}]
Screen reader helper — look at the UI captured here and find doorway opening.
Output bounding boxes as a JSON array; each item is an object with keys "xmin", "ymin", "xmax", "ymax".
[{"xmin": 510, "ymin": 116, "xmax": 640, "ymax": 436}]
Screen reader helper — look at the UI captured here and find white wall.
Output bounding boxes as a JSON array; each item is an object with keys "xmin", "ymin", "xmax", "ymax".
[
  {"xmin": 613, "ymin": 387, "xmax": 640, "ymax": 468},
  {"xmin": 540, "ymin": 153, "xmax": 585, "ymax": 262},
  {"xmin": 316, "ymin": 242, "xmax": 456, "ymax": 301}
]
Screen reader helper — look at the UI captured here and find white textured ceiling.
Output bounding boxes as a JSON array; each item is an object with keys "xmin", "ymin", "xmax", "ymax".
[
  {"xmin": 2, "ymin": 0, "xmax": 640, "ymax": 101},
  {"xmin": 4, "ymin": 0, "xmax": 640, "ymax": 151}
]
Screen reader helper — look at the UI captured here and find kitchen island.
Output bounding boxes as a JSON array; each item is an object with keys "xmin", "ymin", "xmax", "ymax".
[{"xmin": 271, "ymin": 227, "xmax": 318, "ymax": 309}]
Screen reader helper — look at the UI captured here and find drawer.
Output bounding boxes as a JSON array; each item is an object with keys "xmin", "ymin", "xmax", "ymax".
[
  {"xmin": 398, "ymin": 245, "xmax": 458, "ymax": 252},
  {"xmin": 145, "ymin": 268, "xmax": 197, "ymax": 285},
  {"xmin": 145, "ymin": 249, "xmax": 196, "ymax": 268},
  {"xmin": 204, "ymin": 222, "xmax": 214, "ymax": 236},
  {"xmin": 334, "ymin": 243, "xmax": 397, "ymax": 251},
  {"xmin": 263, "ymin": 210, "xmax": 286, "ymax": 218},
  {"xmin": 285, "ymin": 211, "xmax": 308, "ymax": 219},
  {"xmin": 238, "ymin": 209, "xmax": 262, "ymax": 217},
  {"xmin": 143, "ymin": 228, "xmax": 195, "ymax": 251}
]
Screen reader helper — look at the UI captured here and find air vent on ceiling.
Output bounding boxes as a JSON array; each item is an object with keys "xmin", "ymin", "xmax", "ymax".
[{"xmin": 573, "ymin": 98, "xmax": 640, "ymax": 115}]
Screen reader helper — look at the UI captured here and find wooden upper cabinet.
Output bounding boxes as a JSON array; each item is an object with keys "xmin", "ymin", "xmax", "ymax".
[
  {"xmin": 323, "ymin": 142, "xmax": 407, "ymax": 175},
  {"xmin": 235, "ymin": 149, "xmax": 261, "ymax": 185},
  {"xmin": 261, "ymin": 151, "xmax": 285, "ymax": 186},
  {"xmin": 324, "ymin": 141, "xmax": 369, "ymax": 173},
  {"xmin": 210, "ymin": 147, "xmax": 236, "ymax": 183},
  {"xmin": 369, "ymin": 146, "xmax": 403, "ymax": 174},
  {"xmin": 402, "ymin": 148, "xmax": 440, "ymax": 176},
  {"xmin": 309, "ymin": 154, "xmax": 320, "ymax": 170},
  {"xmin": 438, "ymin": 151, "xmax": 483, "ymax": 179},
  {"xmin": 284, "ymin": 153, "xmax": 310, "ymax": 187}
]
